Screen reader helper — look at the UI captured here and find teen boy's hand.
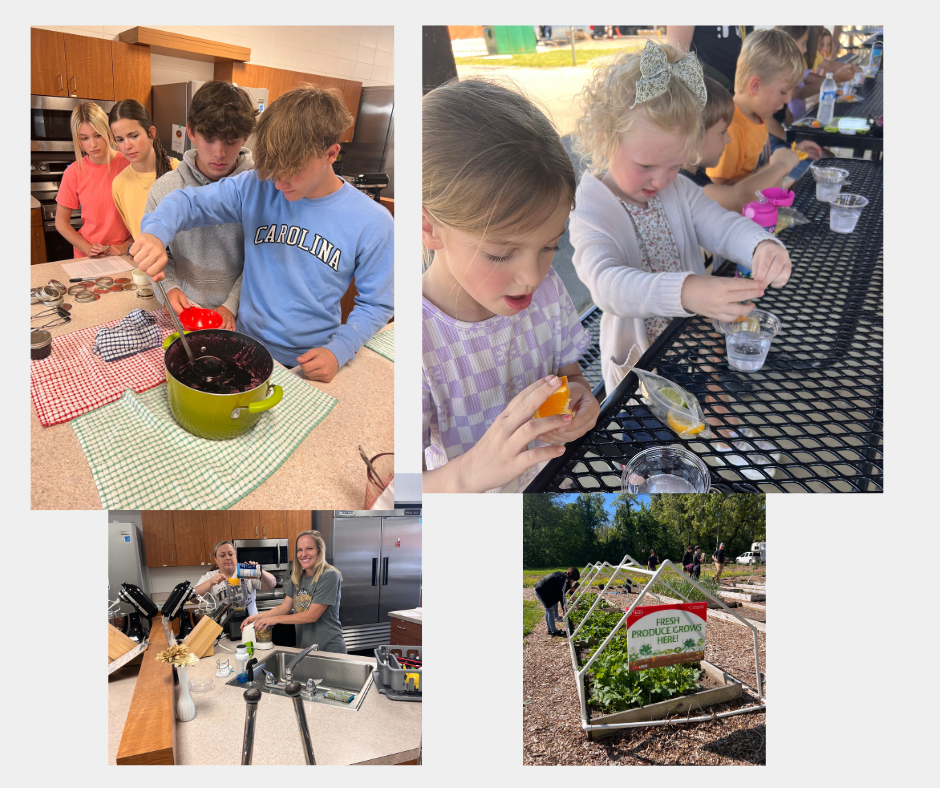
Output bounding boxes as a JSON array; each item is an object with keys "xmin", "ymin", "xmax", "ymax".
[
  {"xmin": 540, "ymin": 371, "xmax": 600, "ymax": 446},
  {"xmin": 750, "ymin": 240, "xmax": 792, "ymax": 288},
  {"xmin": 297, "ymin": 347, "xmax": 339, "ymax": 382},
  {"xmin": 681, "ymin": 275, "xmax": 767, "ymax": 322},
  {"xmin": 129, "ymin": 233, "xmax": 169, "ymax": 281},
  {"xmin": 423, "ymin": 376, "xmax": 571, "ymax": 493}
]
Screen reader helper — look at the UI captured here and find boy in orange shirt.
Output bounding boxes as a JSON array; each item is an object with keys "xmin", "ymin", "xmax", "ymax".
[{"xmin": 706, "ymin": 28, "xmax": 816, "ymax": 185}]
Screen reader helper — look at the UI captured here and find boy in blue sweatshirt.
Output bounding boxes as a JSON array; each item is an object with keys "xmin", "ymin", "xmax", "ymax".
[{"xmin": 130, "ymin": 85, "xmax": 393, "ymax": 382}]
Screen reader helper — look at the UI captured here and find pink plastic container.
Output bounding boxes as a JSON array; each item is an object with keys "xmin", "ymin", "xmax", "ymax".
[
  {"xmin": 742, "ymin": 201, "xmax": 778, "ymax": 234},
  {"xmin": 760, "ymin": 187, "xmax": 794, "ymax": 207}
]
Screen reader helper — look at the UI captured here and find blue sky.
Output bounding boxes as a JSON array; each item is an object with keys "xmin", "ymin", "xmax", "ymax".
[{"xmin": 557, "ymin": 493, "xmax": 650, "ymax": 517}]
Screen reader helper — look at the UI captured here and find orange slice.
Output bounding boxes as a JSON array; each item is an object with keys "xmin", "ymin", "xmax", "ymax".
[
  {"xmin": 534, "ymin": 375, "xmax": 572, "ymax": 419},
  {"xmin": 791, "ymin": 141, "xmax": 808, "ymax": 160},
  {"xmin": 667, "ymin": 412, "xmax": 705, "ymax": 435}
]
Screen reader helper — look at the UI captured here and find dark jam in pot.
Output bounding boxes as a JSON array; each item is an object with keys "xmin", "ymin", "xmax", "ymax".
[{"xmin": 176, "ymin": 359, "xmax": 263, "ymax": 394}]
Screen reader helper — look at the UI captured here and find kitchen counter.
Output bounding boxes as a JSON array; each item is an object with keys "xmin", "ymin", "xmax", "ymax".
[
  {"xmin": 30, "ymin": 258, "xmax": 394, "ymax": 510},
  {"xmin": 108, "ymin": 639, "xmax": 420, "ymax": 765},
  {"xmin": 31, "ymin": 195, "xmax": 41, "ymax": 210},
  {"xmin": 388, "ymin": 608, "xmax": 422, "ymax": 625}
]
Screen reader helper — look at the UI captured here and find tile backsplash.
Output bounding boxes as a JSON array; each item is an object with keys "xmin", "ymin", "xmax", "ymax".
[{"xmin": 32, "ymin": 25, "xmax": 394, "ymax": 88}]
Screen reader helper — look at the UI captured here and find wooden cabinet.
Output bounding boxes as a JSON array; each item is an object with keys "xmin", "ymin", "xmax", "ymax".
[
  {"xmin": 30, "ymin": 208, "xmax": 47, "ymax": 266},
  {"xmin": 286, "ymin": 511, "xmax": 312, "ymax": 556},
  {"xmin": 199, "ymin": 511, "xmax": 232, "ymax": 564},
  {"xmin": 389, "ymin": 616, "xmax": 422, "ymax": 646},
  {"xmin": 259, "ymin": 511, "xmax": 287, "ymax": 539},
  {"xmin": 64, "ymin": 34, "xmax": 114, "ymax": 99},
  {"xmin": 31, "ymin": 28, "xmax": 68, "ymax": 96},
  {"xmin": 112, "ymin": 40, "xmax": 151, "ymax": 112},
  {"xmin": 214, "ymin": 61, "xmax": 362, "ymax": 140},
  {"xmin": 141, "ymin": 511, "xmax": 178, "ymax": 567},
  {"xmin": 230, "ymin": 510, "xmax": 262, "ymax": 540}
]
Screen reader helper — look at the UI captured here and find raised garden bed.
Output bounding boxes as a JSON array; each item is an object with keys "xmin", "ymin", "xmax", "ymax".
[{"xmin": 585, "ymin": 660, "xmax": 743, "ymax": 739}]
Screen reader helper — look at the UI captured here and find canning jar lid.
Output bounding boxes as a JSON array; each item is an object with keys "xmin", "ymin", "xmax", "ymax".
[{"xmin": 31, "ymin": 329, "xmax": 52, "ymax": 349}]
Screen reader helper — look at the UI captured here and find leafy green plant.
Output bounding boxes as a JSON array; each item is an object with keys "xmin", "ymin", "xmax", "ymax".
[
  {"xmin": 651, "ymin": 575, "xmax": 721, "ymax": 603},
  {"xmin": 588, "ymin": 639, "xmax": 702, "ymax": 712},
  {"xmin": 573, "ymin": 609, "xmax": 624, "ymax": 642}
]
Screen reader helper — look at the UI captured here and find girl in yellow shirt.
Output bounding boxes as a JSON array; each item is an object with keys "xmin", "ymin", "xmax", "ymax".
[{"xmin": 109, "ymin": 100, "xmax": 178, "ymax": 239}]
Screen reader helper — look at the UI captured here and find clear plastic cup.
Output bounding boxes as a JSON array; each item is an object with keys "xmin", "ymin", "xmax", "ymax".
[
  {"xmin": 719, "ymin": 309, "xmax": 781, "ymax": 373},
  {"xmin": 621, "ymin": 446, "xmax": 711, "ymax": 494},
  {"xmin": 811, "ymin": 166, "xmax": 850, "ymax": 202},
  {"xmin": 828, "ymin": 193, "xmax": 868, "ymax": 234},
  {"xmin": 853, "ymin": 69, "xmax": 866, "ymax": 85}
]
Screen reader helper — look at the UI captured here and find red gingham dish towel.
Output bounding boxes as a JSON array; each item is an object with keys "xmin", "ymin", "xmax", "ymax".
[{"xmin": 31, "ymin": 311, "xmax": 177, "ymax": 427}]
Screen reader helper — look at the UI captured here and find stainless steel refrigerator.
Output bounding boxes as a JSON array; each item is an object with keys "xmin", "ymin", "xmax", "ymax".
[
  {"xmin": 151, "ymin": 81, "xmax": 268, "ymax": 161},
  {"xmin": 108, "ymin": 520, "xmax": 151, "ymax": 614},
  {"xmin": 316, "ymin": 509, "xmax": 421, "ymax": 650}
]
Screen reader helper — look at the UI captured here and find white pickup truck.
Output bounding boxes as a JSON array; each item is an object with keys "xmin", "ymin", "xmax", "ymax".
[{"xmin": 736, "ymin": 551, "xmax": 764, "ymax": 565}]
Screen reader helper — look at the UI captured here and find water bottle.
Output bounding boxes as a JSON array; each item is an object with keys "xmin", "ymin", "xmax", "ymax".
[
  {"xmin": 869, "ymin": 41, "xmax": 882, "ymax": 74},
  {"xmin": 236, "ymin": 644, "xmax": 249, "ymax": 683},
  {"xmin": 817, "ymin": 72, "xmax": 837, "ymax": 126}
]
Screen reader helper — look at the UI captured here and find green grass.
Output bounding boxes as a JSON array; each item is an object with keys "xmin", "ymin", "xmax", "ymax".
[
  {"xmin": 523, "ymin": 568, "xmax": 569, "ymax": 588},
  {"xmin": 455, "ymin": 45, "xmax": 642, "ymax": 69},
  {"xmin": 523, "ymin": 600, "xmax": 543, "ymax": 644}
]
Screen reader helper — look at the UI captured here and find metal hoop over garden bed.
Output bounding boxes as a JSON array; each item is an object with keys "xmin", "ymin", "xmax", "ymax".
[{"xmin": 563, "ymin": 555, "xmax": 766, "ymax": 736}]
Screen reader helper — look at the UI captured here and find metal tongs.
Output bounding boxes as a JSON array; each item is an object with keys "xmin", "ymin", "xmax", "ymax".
[{"xmin": 32, "ymin": 314, "xmax": 71, "ymax": 331}]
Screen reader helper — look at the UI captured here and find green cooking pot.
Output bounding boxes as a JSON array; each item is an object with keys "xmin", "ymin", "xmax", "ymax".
[{"xmin": 163, "ymin": 329, "xmax": 284, "ymax": 441}]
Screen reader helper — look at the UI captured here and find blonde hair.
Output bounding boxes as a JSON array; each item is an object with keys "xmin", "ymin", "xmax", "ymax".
[
  {"xmin": 70, "ymin": 102, "xmax": 115, "ymax": 174},
  {"xmin": 422, "ymin": 78, "xmax": 576, "ymax": 264},
  {"xmin": 252, "ymin": 85, "xmax": 352, "ymax": 182},
  {"xmin": 291, "ymin": 530, "xmax": 342, "ymax": 586},
  {"xmin": 702, "ymin": 76, "xmax": 735, "ymax": 130},
  {"xmin": 735, "ymin": 28, "xmax": 806, "ymax": 94},
  {"xmin": 575, "ymin": 43, "xmax": 706, "ymax": 176}
]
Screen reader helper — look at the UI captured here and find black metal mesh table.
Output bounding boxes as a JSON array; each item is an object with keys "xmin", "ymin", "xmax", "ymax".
[
  {"xmin": 785, "ymin": 68, "xmax": 882, "ymax": 152},
  {"xmin": 528, "ymin": 158, "xmax": 883, "ymax": 494}
]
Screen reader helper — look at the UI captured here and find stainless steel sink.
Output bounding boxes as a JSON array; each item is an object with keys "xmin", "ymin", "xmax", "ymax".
[{"xmin": 225, "ymin": 651, "xmax": 374, "ymax": 711}]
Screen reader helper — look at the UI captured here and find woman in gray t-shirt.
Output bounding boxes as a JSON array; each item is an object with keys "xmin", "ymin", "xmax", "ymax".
[{"xmin": 242, "ymin": 530, "xmax": 346, "ymax": 653}]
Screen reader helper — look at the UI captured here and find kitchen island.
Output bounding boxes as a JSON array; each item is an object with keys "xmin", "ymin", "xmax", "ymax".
[
  {"xmin": 31, "ymin": 258, "xmax": 394, "ymax": 510},
  {"xmin": 109, "ymin": 639, "xmax": 420, "ymax": 765}
]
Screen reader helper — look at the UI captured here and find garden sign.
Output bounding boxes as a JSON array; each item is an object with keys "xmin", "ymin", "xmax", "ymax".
[{"xmin": 624, "ymin": 602, "xmax": 708, "ymax": 672}]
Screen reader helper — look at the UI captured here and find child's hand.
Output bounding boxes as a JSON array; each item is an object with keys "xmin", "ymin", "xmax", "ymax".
[
  {"xmin": 297, "ymin": 347, "xmax": 339, "ymax": 382},
  {"xmin": 795, "ymin": 140, "xmax": 823, "ymax": 161},
  {"xmin": 750, "ymin": 240, "xmax": 791, "ymax": 288},
  {"xmin": 165, "ymin": 287, "xmax": 191, "ymax": 316},
  {"xmin": 129, "ymin": 233, "xmax": 168, "ymax": 281},
  {"xmin": 540, "ymin": 376, "xmax": 600, "ymax": 445},
  {"xmin": 443, "ymin": 376, "xmax": 572, "ymax": 493},
  {"xmin": 681, "ymin": 275, "xmax": 766, "ymax": 322},
  {"xmin": 769, "ymin": 147, "xmax": 800, "ymax": 172}
]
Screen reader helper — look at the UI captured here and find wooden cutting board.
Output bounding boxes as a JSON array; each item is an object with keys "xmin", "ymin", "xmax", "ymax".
[{"xmin": 108, "ymin": 623, "xmax": 138, "ymax": 663}]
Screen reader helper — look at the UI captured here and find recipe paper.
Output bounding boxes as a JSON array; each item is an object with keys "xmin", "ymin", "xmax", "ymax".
[{"xmin": 60, "ymin": 256, "xmax": 134, "ymax": 279}]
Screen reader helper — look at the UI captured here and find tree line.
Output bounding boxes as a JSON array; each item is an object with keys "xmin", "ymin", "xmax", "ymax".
[{"xmin": 522, "ymin": 493, "xmax": 766, "ymax": 569}]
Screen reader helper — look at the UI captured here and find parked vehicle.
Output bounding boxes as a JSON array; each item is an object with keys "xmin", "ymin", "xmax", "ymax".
[{"xmin": 736, "ymin": 551, "xmax": 763, "ymax": 565}]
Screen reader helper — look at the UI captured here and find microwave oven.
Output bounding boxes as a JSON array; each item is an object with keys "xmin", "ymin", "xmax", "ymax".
[
  {"xmin": 31, "ymin": 95, "xmax": 115, "ymax": 151},
  {"xmin": 233, "ymin": 538, "xmax": 290, "ymax": 571}
]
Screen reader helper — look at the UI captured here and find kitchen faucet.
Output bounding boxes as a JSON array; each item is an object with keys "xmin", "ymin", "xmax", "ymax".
[{"xmin": 285, "ymin": 643, "xmax": 319, "ymax": 683}]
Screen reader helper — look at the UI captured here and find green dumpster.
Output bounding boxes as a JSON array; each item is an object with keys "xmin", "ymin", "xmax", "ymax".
[{"xmin": 482, "ymin": 26, "xmax": 538, "ymax": 55}]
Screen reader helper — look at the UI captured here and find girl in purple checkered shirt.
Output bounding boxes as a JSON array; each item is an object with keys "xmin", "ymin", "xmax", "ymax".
[{"xmin": 422, "ymin": 80, "xmax": 601, "ymax": 493}]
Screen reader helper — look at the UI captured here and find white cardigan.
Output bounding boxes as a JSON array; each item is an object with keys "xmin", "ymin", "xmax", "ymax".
[{"xmin": 570, "ymin": 172, "xmax": 782, "ymax": 394}]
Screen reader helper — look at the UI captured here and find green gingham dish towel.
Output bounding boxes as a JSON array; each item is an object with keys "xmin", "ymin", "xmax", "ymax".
[
  {"xmin": 363, "ymin": 329, "xmax": 394, "ymax": 362},
  {"xmin": 70, "ymin": 366, "xmax": 337, "ymax": 509}
]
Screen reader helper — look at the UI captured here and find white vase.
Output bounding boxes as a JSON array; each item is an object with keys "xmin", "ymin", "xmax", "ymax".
[{"xmin": 176, "ymin": 664, "xmax": 196, "ymax": 722}]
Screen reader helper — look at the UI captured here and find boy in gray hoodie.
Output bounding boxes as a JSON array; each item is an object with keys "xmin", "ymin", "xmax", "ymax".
[{"xmin": 145, "ymin": 81, "xmax": 259, "ymax": 330}]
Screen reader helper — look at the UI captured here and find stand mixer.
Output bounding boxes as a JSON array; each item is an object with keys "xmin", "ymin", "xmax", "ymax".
[
  {"xmin": 162, "ymin": 580, "xmax": 197, "ymax": 640},
  {"xmin": 116, "ymin": 582, "xmax": 160, "ymax": 641}
]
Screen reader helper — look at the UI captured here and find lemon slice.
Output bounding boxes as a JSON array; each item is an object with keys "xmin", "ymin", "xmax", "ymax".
[
  {"xmin": 733, "ymin": 315, "xmax": 760, "ymax": 333},
  {"xmin": 659, "ymin": 386, "xmax": 687, "ymax": 409},
  {"xmin": 667, "ymin": 412, "xmax": 706, "ymax": 435}
]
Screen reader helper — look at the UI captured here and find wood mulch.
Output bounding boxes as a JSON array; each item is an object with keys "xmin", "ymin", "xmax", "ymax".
[{"xmin": 523, "ymin": 587, "xmax": 766, "ymax": 765}]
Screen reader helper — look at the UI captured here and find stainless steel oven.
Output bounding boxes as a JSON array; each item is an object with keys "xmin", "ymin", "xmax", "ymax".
[
  {"xmin": 233, "ymin": 538, "xmax": 290, "ymax": 571},
  {"xmin": 31, "ymin": 158, "xmax": 83, "ymax": 262},
  {"xmin": 31, "ymin": 95, "xmax": 115, "ymax": 151}
]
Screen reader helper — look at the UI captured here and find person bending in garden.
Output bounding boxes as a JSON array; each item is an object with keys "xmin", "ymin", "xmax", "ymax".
[{"xmin": 533, "ymin": 568, "xmax": 580, "ymax": 637}]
